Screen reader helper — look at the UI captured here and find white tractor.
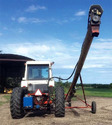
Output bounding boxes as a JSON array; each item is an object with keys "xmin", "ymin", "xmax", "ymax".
[{"xmin": 10, "ymin": 61, "xmax": 65, "ymax": 119}]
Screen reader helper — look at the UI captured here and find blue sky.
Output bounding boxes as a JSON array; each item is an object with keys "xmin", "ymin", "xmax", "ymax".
[{"xmin": 0, "ymin": 0, "xmax": 112, "ymax": 84}]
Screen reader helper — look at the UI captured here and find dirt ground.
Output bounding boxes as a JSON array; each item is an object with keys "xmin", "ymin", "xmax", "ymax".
[{"xmin": 0, "ymin": 95, "xmax": 112, "ymax": 125}]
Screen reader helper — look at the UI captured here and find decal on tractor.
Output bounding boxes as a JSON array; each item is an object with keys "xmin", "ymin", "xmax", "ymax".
[{"xmin": 35, "ymin": 89, "xmax": 42, "ymax": 96}]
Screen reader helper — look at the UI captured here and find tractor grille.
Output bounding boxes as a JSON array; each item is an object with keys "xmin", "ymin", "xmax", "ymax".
[{"xmin": 29, "ymin": 84, "xmax": 48, "ymax": 93}]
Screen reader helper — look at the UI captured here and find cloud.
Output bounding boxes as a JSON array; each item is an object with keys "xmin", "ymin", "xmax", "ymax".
[
  {"xmin": 17, "ymin": 17, "xmax": 70, "ymax": 24},
  {"xmin": 1, "ymin": 38, "xmax": 112, "ymax": 70},
  {"xmin": 62, "ymin": 64, "xmax": 103, "ymax": 69},
  {"xmin": 0, "ymin": 39, "xmax": 80, "ymax": 68},
  {"xmin": 84, "ymin": 41, "xmax": 112, "ymax": 70},
  {"xmin": 18, "ymin": 17, "xmax": 27, "ymax": 23},
  {"xmin": 29, "ymin": 18, "xmax": 46, "ymax": 23},
  {"xmin": 92, "ymin": 41, "xmax": 112, "ymax": 49},
  {"xmin": 75, "ymin": 10, "xmax": 86, "ymax": 16},
  {"xmin": 1, "ymin": 43, "xmax": 50, "ymax": 59},
  {"xmin": 17, "ymin": 17, "xmax": 46, "ymax": 23},
  {"xmin": 25, "ymin": 5, "xmax": 46, "ymax": 12},
  {"xmin": 97, "ymin": 38, "xmax": 112, "ymax": 42},
  {"xmin": 83, "ymin": 64, "xmax": 103, "ymax": 69},
  {"xmin": 13, "ymin": 16, "xmax": 81, "ymax": 25}
]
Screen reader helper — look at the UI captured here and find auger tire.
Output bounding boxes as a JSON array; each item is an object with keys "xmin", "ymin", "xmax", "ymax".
[{"xmin": 91, "ymin": 101, "xmax": 96, "ymax": 114}]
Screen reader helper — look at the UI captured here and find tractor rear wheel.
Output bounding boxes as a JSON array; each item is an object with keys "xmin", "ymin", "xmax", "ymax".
[
  {"xmin": 10, "ymin": 87, "xmax": 25, "ymax": 119},
  {"xmin": 91, "ymin": 101, "xmax": 96, "ymax": 114},
  {"xmin": 55, "ymin": 86, "xmax": 65, "ymax": 117}
]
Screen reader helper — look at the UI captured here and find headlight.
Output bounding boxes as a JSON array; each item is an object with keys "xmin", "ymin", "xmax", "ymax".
[{"xmin": 28, "ymin": 84, "xmax": 33, "ymax": 92}]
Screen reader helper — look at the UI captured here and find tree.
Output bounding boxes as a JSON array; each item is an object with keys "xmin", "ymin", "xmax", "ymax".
[{"xmin": 110, "ymin": 83, "xmax": 112, "ymax": 88}]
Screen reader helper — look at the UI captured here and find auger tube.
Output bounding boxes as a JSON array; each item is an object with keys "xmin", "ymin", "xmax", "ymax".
[{"xmin": 66, "ymin": 5, "xmax": 103, "ymax": 101}]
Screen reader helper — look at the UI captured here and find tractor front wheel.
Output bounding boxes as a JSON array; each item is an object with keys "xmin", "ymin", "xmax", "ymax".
[
  {"xmin": 10, "ymin": 87, "xmax": 25, "ymax": 119},
  {"xmin": 55, "ymin": 86, "xmax": 65, "ymax": 117}
]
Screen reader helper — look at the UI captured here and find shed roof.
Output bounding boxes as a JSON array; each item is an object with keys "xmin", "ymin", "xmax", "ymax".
[{"xmin": 0, "ymin": 54, "xmax": 34, "ymax": 62}]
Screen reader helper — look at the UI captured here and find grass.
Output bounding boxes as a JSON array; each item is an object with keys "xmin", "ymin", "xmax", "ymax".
[
  {"xmin": 64, "ymin": 87, "xmax": 112, "ymax": 98},
  {"xmin": 0, "ymin": 94, "xmax": 11, "ymax": 106},
  {"xmin": 0, "ymin": 87, "xmax": 112, "ymax": 106}
]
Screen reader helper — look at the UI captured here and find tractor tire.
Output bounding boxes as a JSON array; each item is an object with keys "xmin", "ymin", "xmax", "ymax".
[
  {"xmin": 10, "ymin": 87, "xmax": 25, "ymax": 119},
  {"xmin": 55, "ymin": 86, "xmax": 65, "ymax": 117},
  {"xmin": 91, "ymin": 101, "xmax": 96, "ymax": 114}
]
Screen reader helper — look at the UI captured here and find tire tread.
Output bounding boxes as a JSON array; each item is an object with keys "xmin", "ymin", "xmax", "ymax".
[
  {"xmin": 10, "ymin": 87, "xmax": 25, "ymax": 119},
  {"xmin": 55, "ymin": 86, "xmax": 65, "ymax": 117}
]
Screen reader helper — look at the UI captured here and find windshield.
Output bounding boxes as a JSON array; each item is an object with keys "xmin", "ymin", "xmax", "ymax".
[{"xmin": 27, "ymin": 65, "xmax": 49, "ymax": 80}]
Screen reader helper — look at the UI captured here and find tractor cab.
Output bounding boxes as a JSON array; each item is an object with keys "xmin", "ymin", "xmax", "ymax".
[{"xmin": 21, "ymin": 61, "xmax": 55, "ymax": 93}]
